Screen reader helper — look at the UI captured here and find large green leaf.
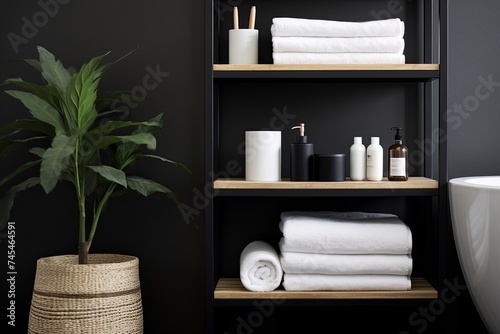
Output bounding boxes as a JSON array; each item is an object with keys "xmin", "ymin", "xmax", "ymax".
[
  {"xmin": 0, "ymin": 160, "xmax": 41, "ymax": 187},
  {"xmin": 64, "ymin": 54, "xmax": 109, "ymax": 134},
  {"xmin": 88, "ymin": 165, "xmax": 127, "ymax": 188},
  {"xmin": 143, "ymin": 154, "xmax": 191, "ymax": 173},
  {"xmin": 119, "ymin": 133, "xmax": 156, "ymax": 150},
  {"xmin": 95, "ymin": 90, "xmax": 130, "ymax": 113},
  {"xmin": 5, "ymin": 90, "xmax": 65, "ymax": 134},
  {"xmin": 0, "ymin": 135, "xmax": 47, "ymax": 156},
  {"xmin": 2, "ymin": 78, "xmax": 61, "ymax": 110},
  {"xmin": 126, "ymin": 176, "xmax": 176, "ymax": 199},
  {"xmin": 88, "ymin": 120, "xmax": 161, "ymax": 138},
  {"xmin": 23, "ymin": 58, "xmax": 42, "ymax": 72},
  {"xmin": 40, "ymin": 134, "xmax": 76, "ymax": 193},
  {"xmin": 0, "ymin": 119, "xmax": 54, "ymax": 139},
  {"xmin": 37, "ymin": 46, "xmax": 72, "ymax": 93},
  {"xmin": 29, "ymin": 147, "xmax": 46, "ymax": 158},
  {"xmin": 0, "ymin": 177, "xmax": 40, "ymax": 230},
  {"xmin": 99, "ymin": 133, "xmax": 157, "ymax": 150},
  {"xmin": 133, "ymin": 113, "xmax": 164, "ymax": 137}
]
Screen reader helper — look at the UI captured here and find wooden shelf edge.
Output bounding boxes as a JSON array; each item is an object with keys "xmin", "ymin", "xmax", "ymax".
[
  {"xmin": 213, "ymin": 177, "xmax": 438, "ymax": 190},
  {"xmin": 214, "ymin": 278, "xmax": 437, "ymax": 300},
  {"xmin": 213, "ymin": 64, "xmax": 440, "ymax": 71}
]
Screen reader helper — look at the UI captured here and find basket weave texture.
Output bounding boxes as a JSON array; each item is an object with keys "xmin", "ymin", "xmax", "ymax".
[{"xmin": 28, "ymin": 254, "xmax": 143, "ymax": 334}]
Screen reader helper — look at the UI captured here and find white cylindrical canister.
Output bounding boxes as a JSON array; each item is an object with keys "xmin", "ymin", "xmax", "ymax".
[{"xmin": 245, "ymin": 131, "xmax": 281, "ymax": 181}]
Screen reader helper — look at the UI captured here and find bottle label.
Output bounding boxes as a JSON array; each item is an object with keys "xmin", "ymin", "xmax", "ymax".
[
  {"xmin": 390, "ymin": 158, "xmax": 406, "ymax": 176},
  {"xmin": 366, "ymin": 155, "xmax": 374, "ymax": 167}
]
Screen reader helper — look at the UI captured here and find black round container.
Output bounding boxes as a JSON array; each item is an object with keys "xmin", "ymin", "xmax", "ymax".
[{"xmin": 314, "ymin": 154, "xmax": 346, "ymax": 182}]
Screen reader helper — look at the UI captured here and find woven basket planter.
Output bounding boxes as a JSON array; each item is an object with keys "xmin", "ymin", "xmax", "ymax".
[{"xmin": 28, "ymin": 254, "xmax": 143, "ymax": 334}]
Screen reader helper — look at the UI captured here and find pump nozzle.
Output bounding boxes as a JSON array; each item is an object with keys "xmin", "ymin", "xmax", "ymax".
[
  {"xmin": 292, "ymin": 123, "xmax": 308, "ymax": 143},
  {"xmin": 391, "ymin": 126, "xmax": 402, "ymax": 141},
  {"xmin": 292, "ymin": 123, "xmax": 305, "ymax": 136}
]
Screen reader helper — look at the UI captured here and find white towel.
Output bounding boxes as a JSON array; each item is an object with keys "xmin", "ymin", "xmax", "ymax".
[
  {"xmin": 272, "ymin": 52, "xmax": 405, "ymax": 65},
  {"xmin": 279, "ymin": 251, "xmax": 413, "ymax": 275},
  {"xmin": 282, "ymin": 273, "xmax": 411, "ymax": 291},
  {"xmin": 279, "ymin": 211, "xmax": 412, "ymax": 254},
  {"xmin": 239, "ymin": 241, "xmax": 283, "ymax": 292},
  {"xmin": 271, "ymin": 17, "xmax": 405, "ymax": 38},
  {"xmin": 272, "ymin": 36, "xmax": 405, "ymax": 54}
]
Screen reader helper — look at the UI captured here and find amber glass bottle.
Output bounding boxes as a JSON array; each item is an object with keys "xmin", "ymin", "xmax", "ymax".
[{"xmin": 388, "ymin": 127, "xmax": 408, "ymax": 181}]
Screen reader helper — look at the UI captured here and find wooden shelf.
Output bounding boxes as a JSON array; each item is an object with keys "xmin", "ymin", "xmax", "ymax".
[
  {"xmin": 214, "ymin": 177, "xmax": 438, "ymax": 190},
  {"xmin": 213, "ymin": 177, "xmax": 438, "ymax": 197},
  {"xmin": 213, "ymin": 64, "xmax": 440, "ymax": 80},
  {"xmin": 215, "ymin": 278, "xmax": 438, "ymax": 300},
  {"xmin": 214, "ymin": 64, "xmax": 439, "ymax": 71}
]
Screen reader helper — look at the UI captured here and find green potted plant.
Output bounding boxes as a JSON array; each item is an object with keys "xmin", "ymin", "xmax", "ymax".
[{"xmin": 0, "ymin": 46, "xmax": 189, "ymax": 333}]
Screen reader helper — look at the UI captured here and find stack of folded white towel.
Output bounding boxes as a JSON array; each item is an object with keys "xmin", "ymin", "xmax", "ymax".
[
  {"xmin": 279, "ymin": 211, "xmax": 413, "ymax": 291},
  {"xmin": 270, "ymin": 17, "xmax": 405, "ymax": 64}
]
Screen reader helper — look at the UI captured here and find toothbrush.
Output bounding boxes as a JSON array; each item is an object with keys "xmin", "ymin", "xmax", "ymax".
[
  {"xmin": 233, "ymin": 7, "xmax": 239, "ymax": 29},
  {"xmin": 249, "ymin": 6, "xmax": 256, "ymax": 29}
]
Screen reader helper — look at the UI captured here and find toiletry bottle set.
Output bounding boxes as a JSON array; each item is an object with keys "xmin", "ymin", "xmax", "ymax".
[
  {"xmin": 349, "ymin": 127, "xmax": 408, "ymax": 182},
  {"xmin": 288, "ymin": 126, "xmax": 408, "ymax": 182}
]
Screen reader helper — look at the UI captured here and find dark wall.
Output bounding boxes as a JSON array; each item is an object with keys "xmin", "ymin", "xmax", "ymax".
[
  {"xmin": 0, "ymin": 1, "xmax": 498, "ymax": 333},
  {"xmin": 0, "ymin": 1, "xmax": 205, "ymax": 333},
  {"xmin": 444, "ymin": 1, "xmax": 500, "ymax": 333},
  {"xmin": 448, "ymin": 1, "xmax": 500, "ymax": 178}
]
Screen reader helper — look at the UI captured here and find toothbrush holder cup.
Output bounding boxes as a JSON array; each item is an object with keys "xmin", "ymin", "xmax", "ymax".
[{"xmin": 229, "ymin": 29, "xmax": 259, "ymax": 64}]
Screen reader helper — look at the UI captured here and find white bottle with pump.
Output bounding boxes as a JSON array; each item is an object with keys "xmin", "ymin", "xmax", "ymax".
[
  {"xmin": 366, "ymin": 137, "xmax": 383, "ymax": 181},
  {"xmin": 350, "ymin": 137, "xmax": 366, "ymax": 181}
]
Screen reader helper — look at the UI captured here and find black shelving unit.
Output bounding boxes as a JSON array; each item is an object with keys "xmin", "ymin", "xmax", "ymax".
[{"xmin": 205, "ymin": 0, "xmax": 448, "ymax": 332}]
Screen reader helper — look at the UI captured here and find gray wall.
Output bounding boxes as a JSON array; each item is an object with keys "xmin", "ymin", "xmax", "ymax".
[
  {"xmin": 0, "ymin": 1, "xmax": 498, "ymax": 333},
  {"xmin": 445, "ymin": 2, "xmax": 500, "ymax": 333},
  {"xmin": 448, "ymin": 1, "xmax": 500, "ymax": 178}
]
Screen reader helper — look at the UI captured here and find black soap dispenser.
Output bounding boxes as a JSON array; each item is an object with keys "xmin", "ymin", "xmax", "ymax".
[
  {"xmin": 290, "ymin": 123, "xmax": 314, "ymax": 181},
  {"xmin": 388, "ymin": 126, "xmax": 409, "ymax": 181}
]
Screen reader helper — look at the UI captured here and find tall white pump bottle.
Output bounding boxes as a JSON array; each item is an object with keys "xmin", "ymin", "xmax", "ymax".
[
  {"xmin": 366, "ymin": 137, "xmax": 383, "ymax": 181},
  {"xmin": 350, "ymin": 137, "xmax": 366, "ymax": 181}
]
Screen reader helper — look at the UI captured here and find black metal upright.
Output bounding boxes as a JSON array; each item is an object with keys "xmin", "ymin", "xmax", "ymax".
[
  {"xmin": 438, "ymin": 0, "xmax": 451, "ymax": 332},
  {"xmin": 204, "ymin": 1, "xmax": 215, "ymax": 333}
]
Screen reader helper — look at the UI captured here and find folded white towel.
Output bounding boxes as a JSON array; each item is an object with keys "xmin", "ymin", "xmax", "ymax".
[
  {"xmin": 279, "ymin": 251, "xmax": 413, "ymax": 275},
  {"xmin": 240, "ymin": 240, "xmax": 283, "ymax": 292},
  {"xmin": 272, "ymin": 52, "xmax": 405, "ymax": 65},
  {"xmin": 272, "ymin": 36, "xmax": 405, "ymax": 54},
  {"xmin": 279, "ymin": 211, "xmax": 412, "ymax": 254},
  {"xmin": 271, "ymin": 17, "xmax": 405, "ymax": 38},
  {"xmin": 282, "ymin": 273, "xmax": 412, "ymax": 291}
]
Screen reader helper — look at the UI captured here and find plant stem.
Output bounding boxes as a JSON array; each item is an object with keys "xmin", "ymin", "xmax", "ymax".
[
  {"xmin": 78, "ymin": 242, "xmax": 88, "ymax": 265},
  {"xmin": 75, "ymin": 140, "xmax": 87, "ymax": 264},
  {"xmin": 87, "ymin": 183, "xmax": 117, "ymax": 252}
]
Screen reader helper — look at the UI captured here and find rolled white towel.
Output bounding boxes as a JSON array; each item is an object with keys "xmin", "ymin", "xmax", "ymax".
[
  {"xmin": 282, "ymin": 273, "xmax": 412, "ymax": 291},
  {"xmin": 279, "ymin": 251, "xmax": 413, "ymax": 275},
  {"xmin": 240, "ymin": 241, "xmax": 283, "ymax": 292},
  {"xmin": 272, "ymin": 36, "xmax": 405, "ymax": 54},
  {"xmin": 272, "ymin": 52, "xmax": 405, "ymax": 65},
  {"xmin": 279, "ymin": 211, "xmax": 412, "ymax": 254},
  {"xmin": 271, "ymin": 17, "xmax": 405, "ymax": 38}
]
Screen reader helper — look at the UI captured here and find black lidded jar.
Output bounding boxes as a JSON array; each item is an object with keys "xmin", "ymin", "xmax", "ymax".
[{"xmin": 314, "ymin": 154, "xmax": 346, "ymax": 182}]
